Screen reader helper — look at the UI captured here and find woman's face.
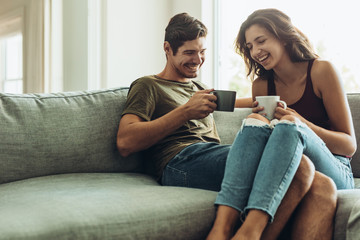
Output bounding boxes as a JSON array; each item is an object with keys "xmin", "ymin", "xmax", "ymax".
[{"xmin": 245, "ymin": 24, "xmax": 287, "ymax": 70}]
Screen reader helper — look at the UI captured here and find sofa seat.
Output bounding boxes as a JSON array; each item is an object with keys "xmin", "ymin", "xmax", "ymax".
[
  {"xmin": 335, "ymin": 189, "xmax": 360, "ymax": 240},
  {"xmin": 0, "ymin": 173, "xmax": 217, "ymax": 240},
  {"xmin": 354, "ymin": 178, "xmax": 360, "ymax": 188}
]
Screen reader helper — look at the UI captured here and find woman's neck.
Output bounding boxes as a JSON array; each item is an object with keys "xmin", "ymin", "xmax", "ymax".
[{"xmin": 273, "ymin": 61, "xmax": 308, "ymax": 86}]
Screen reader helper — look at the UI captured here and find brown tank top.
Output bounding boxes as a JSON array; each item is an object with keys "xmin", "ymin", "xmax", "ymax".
[{"xmin": 267, "ymin": 59, "xmax": 330, "ymax": 129}]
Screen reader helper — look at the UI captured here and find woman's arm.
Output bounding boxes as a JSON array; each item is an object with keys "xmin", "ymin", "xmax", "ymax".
[
  {"xmin": 235, "ymin": 97, "xmax": 253, "ymax": 108},
  {"xmin": 277, "ymin": 60, "xmax": 356, "ymax": 156},
  {"xmin": 251, "ymin": 78, "xmax": 268, "ymax": 112},
  {"xmin": 309, "ymin": 60, "xmax": 356, "ymax": 156}
]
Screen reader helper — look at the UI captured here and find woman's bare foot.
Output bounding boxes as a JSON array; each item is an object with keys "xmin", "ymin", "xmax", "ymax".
[
  {"xmin": 206, "ymin": 206, "xmax": 240, "ymax": 240},
  {"xmin": 231, "ymin": 210, "xmax": 269, "ymax": 240}
]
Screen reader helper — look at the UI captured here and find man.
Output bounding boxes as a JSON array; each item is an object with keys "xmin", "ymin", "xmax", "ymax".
[{"xmin": 117, "ymin": 13, "xmax": 336, "ymax": 240}]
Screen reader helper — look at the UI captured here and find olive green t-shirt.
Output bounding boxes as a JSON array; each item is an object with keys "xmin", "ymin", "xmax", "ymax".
[{"xmin": 122, "ymin": 75, "xmax": 220, "ymax": 179}]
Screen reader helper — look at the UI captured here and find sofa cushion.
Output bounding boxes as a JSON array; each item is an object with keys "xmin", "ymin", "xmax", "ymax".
[
  {"xmin": 347, "ymin": 194, "xmax": 360, "ymax": 240},
  {"xmin": 334, "ymin": 189, "xmax": 360, "ymax": 240},
  {"xmin": 0, "ymin": 88, "xmax": 143, "ymax": 184},
  {"xmin": 213, "ymin": 108, "xmax": 252, "ymax": 145},
  {"xmin": 0, "ymin": 173, "xmax": 217, "ymax": 240}
]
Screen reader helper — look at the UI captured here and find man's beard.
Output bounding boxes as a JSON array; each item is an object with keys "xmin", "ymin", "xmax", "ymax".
[{"xmin": 174, "ymin": 65, "xmax": 198, "ymax": 79}]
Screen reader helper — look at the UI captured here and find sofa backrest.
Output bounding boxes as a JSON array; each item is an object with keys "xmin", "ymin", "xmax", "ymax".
[
  {"xmin": 0, "ymin": 88, "xmax": 143, "ymax": 184},
  {"xmin": 1, "ymin": 89, "xmax": 359, "ymax": 184},
  {"xmin": 348, "ymin": 93, "xmax": 360, "ymax": 177}
]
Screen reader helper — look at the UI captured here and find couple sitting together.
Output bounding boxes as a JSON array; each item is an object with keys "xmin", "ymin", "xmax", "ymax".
[{"xmin": 117, "ymin": 8, "xmax": 356, "ymax": 240}]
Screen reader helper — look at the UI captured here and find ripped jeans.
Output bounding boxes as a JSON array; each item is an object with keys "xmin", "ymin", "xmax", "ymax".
[{"xmin": 215, "ymin": 118, "xmax": 354, "ymax": 222}]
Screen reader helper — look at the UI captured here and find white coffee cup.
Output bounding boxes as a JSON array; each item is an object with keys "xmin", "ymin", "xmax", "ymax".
[{"xmin": 255, "ymin": 96, "xmax": 287, "ymax": 120}]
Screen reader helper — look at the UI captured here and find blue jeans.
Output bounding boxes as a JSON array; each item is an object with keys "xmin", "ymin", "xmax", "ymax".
[
  {"xmin": 161, "ymin": 142, "xmax": 230, "ymax": 192},
  {"xmin": 215, "ymin": 118, "xmax": 354, "ymax": 222}
]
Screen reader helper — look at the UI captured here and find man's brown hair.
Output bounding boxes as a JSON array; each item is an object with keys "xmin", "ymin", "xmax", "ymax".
[{"xmin": 165, "ymin": 13, "xmax": 207, "ymax": 55}]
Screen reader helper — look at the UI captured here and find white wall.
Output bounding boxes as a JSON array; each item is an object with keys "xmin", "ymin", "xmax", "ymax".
[
  {"xmin": 62, "ymin": 0, "xmax": 203, "ymax": 90},
  {"xmin": 106, "ymin": 0, "xmax": 210, "ymax": 88},
  {"xmin": 106, "ymin": 0, "xmax": 170, "ymax": 88},
  {"xmin": 171, "ymin": 0, "xmax": 202, "ymax": 19},
  {"xmin": 63, "ymin": 0, "xmax": 88, "ymax": 91}
]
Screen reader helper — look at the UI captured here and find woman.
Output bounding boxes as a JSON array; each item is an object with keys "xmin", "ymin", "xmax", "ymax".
[{"xmin": 207, "ymin": 8, "xmax": 356, "ymax": 240}]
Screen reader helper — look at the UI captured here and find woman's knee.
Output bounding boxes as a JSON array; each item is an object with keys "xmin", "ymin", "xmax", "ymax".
[
  {"xmin": 280, "ymin": 115, "xmax": 298, "ymax": 122},
  {"xmin": 246, "ymin": 113, "xmax": 270, "ymax": 124}
]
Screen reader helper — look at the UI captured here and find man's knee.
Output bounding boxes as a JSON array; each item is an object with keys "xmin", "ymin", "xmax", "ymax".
[
  {"xmin": 292, "ymin": 155, "xmax": 315, "ymax": 196},
  {"xmin": 309, "ymin": 172, "xmax": 337, "ymax": 207},
  {"xmin": 296, "ymin": 155, "xmax": 315, "ymax": 181}
]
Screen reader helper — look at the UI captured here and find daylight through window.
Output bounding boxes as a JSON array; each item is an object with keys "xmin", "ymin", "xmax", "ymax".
[
  {"xmin": 0, "ymin": 33, "xmax": 23, "ymax": 93},
  {"xmin": 216, "ymin": 0, "xmax": 360, "ymax": 97}
]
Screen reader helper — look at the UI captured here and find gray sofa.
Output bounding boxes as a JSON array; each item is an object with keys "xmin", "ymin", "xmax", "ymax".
[{"xmin": 0, "ymin": 87, "xmax": 359, "ymax": 240}]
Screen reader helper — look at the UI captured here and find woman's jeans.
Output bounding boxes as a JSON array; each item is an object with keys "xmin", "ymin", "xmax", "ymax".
[
  {"xmin": 215, "ymin": 118, "xmax": 354, "ymax": 221},
  {"xmin": 162, "ymin": 118, "xmax": 354, "ymax": 221}
]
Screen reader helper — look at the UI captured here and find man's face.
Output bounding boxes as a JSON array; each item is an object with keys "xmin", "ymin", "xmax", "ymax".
[{"xmin": 167, "ymin": 37, "xmax": 206, "ymax": 81}]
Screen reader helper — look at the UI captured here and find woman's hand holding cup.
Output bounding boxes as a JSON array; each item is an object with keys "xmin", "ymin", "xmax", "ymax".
[{"xmin": 254, "ymin": 96, "xmax": 287, "ymax": 120}]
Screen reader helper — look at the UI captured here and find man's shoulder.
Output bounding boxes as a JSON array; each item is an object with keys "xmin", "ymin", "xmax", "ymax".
[
  {"xmin": 132, "ymin": 75, "xmax": 157, "ymax": 86},
  {"xmin": 128, "ymin": 75, "xmax": 159, "ymax": 93}
]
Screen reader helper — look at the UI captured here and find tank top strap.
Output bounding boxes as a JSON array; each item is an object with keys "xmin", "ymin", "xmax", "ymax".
[
  {"xmin": 267, "ymin": 73, "xmax": 276, "ymax": 95},
  {"xmin": 288, "ymin": 58, "xmax": 330, "ymax": 129},
  {"xmin": 305, "ymin": 59, "xmax": 315, "ymax": 91}
]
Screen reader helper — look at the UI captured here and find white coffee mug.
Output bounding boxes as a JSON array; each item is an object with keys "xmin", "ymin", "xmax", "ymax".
[{"xmin": 255, "ymin": 96, "xmax": 287, "ymax": 120}]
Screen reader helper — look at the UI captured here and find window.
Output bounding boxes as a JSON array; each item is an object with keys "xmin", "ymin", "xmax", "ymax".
[
  {"xmin": 0, "ymin": 8, "xmax": 24, "ymax": 94},
  {"xmin": 0, "ymin": 33, "xmax": 23, "ymax": 93},
  {"xmin": 216, "ymin": 0, "xmax": 360, "ymax": 97}
]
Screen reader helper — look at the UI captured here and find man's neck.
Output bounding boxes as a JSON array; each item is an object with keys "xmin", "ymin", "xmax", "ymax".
[{"xmin": 157, "ymin": 70, "xmax": 190, "ymax": 83}]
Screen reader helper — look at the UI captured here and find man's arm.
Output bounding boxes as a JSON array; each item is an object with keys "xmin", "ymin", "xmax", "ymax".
[{"xmin": 117, "ymin": 89, "xmax": 217, "ymax": 157}]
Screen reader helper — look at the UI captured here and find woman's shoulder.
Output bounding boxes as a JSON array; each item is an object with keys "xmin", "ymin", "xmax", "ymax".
[
  {"xmin": 311, "ymin": 59, "xmax": 342, "ymax": 96},
  {"xmin": 311, "ymin": 59, "xmax": 338, "ymax": 80}
]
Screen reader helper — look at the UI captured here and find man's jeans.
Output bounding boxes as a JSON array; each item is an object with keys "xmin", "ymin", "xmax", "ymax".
[{"xmin": 161, "ymin": 142, "xmax": 230, "ymax": 192}]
